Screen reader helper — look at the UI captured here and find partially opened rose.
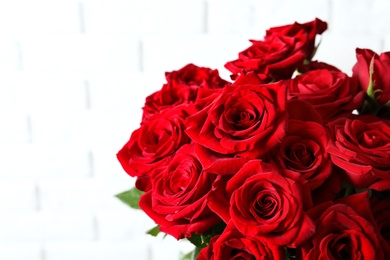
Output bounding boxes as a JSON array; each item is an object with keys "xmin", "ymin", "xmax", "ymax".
[
  {"xmin": 142, "ymin": 64, "xmax": 229, "ymax": 121},
  {"xmin": 302, "ymin": 192, "xmax": 385, "ymax": 260},
  {"xmin": 186, "ymin": 72, "xmax": 288, "ymax": 175},
  {"xmin": 327, "ymin": 115, "xmax": 390, "ymax": 190},
  {"xmin": 352, "ymin": 48, "xmax": 390, "ymax": 106},
  {"xmin": 117, "ymin": 105, "xmax": 195, "ymax": 191},
  {"xmin": 265, "ymin": 18, "xmax": 327, "ymax": 59},
  {"xmin": 139, "ymin": 144, "xmax": 221, "ymax": 239},
  {"xmin": 225, "ymin": 18, "xmax": 327, "ymax": 81},
  {"xmin": 286, "ymin": 69, "xmax": 364, "ymax": 121},
  {"xmin": 267, "ymin": 100, "xmax": 332, "ymax": 190}
]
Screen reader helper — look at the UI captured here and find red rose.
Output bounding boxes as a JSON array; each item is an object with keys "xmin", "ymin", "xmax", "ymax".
[
  {"xmin": 287, "ymin": 69, "xmax": 365, "ymax": 121},
  {"xmin": 117, "ymin": 105, "xmax": 194, "ymax": 191},
  {"xmin": 142, "ymin": 64, "xmax": 229, "ymax": 121},
  {"xmin": 327, "ymin": 115, "xmax": 390, "ymax": 190},
  {"xmin": 186, "ymin": 72, "xmax": 288, "ymax": 175},
  {"xmin": 298, "ymin": 60, "xmax": 341, "ymax": 73},
  {"xmin": 225, "ymin": 36, "xmax": 306, "ymax": 82},
  {"xmin": 139, "ymin": 144, "xmax": 221, "ymax": 239},
  {"xmin": 302, "ymin": 192, "xmax": 385, "ymax": 260},
  {"xmin": 273, "ymin": 100, "xmax": 339, "ymax": 200},
  {"xmin": 197, "ymin": 222, "xmax": 285, "ymax": 260},
  {"xmin": 370, "ymin": 196, "xmax": 390, "ymax": 254},
  {"xmin": 265, "ymin": 18, "xmax": 327, "ymax": 59},
  {"xmin": 225, "ymin": 19, "xmax": 327, "ymax": 82},
  {"xmin": 352, "ymin": 48, "xmax": 390, "ymax": 105},
  {"xmin": 268, "ymin": 118, "xmax": 332, "ymax": 190},
  {"xmin": 208, "ymin": 161, "xmax": 314, "ymax": 247}
]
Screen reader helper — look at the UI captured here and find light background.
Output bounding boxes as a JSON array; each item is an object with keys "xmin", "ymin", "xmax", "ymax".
[{"xmin": 1, "ymin": 0, "xmax": 390, "ymax": 259}]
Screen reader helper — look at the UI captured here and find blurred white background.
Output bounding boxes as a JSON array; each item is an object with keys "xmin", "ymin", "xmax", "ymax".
[{"xmin": 1, "ymin": 0, "xmax": 390, "ymax": 259}]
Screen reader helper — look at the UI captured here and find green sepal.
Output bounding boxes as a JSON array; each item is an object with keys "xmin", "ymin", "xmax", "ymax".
[
  {"xmin": 115, "ymin": 187, "xmax": 144, "ymax": 210},
  {"xmin": 146, "ymin": 225, "xmax": 160, "ymax": 237},
  {"xmin": 187, "ymin": 222, "xmax": 227, "ymax": 248}
]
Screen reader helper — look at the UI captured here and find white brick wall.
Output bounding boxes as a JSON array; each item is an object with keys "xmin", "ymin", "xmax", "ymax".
[{"xmin": 1, "ymin": 0, "xmax": 390, "ymax": 259}]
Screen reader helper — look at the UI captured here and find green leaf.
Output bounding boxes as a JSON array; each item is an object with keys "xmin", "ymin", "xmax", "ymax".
[
  {"xmin": 115, "ymin": 187, "xmax": 144, "ymax": 209},
  {"xmin": 188, "ymin": 233, "xmax": 203, "ymax": 248},
  {"xmin": 179, "ymin": 247, "xmax": 202, "ymax": 260},
  {"xmin": 146, "ymin": 225, "xmax": 160, "ymax": 237},
  {"xmin": 192, "ymin": 247, "xmax": 202, "ymax": 260}
]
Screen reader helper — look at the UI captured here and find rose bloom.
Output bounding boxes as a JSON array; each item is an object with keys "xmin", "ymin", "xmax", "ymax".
[
  {"xmin": 352, "ymin": 48, "xmax": 390, "ymax": 105},
  {"xmin": 139, "ymin": 144, "xmax": 221, "ymax": 239},
  {"xmin": 370, "ymin": 196, "xmax": 390, "ymax": 254},
  {"xmin": 298, "ymin": 60, "xmax": 341, "ymax": 73},
  {"xmin": 197, "ymin": 222, "xmax": 285, "ymax": 260},
  {"xmin": 186, "ymin": 72, "xmax": 288, "ymax": 175},
  {"xmin": 225, "ymin": 18, "xmax": 327, "ymax": 82},
  {"xmin": 268, "ymin": 118, "xmax": 332, "ymax": 190},
  {"xmin": 265, "ymin": 18, "xmax": 327, "ymax": 59},
  {"xmin": 208, "ymin": 160, "xmax": 315, "ymax": 247},
  {"xmin": 142, "ymin": 63, "xmax": 228, "ymax": 121},
  {"xmin": 286, "ymin": 69, "xmax": 365, "ymax": 122},
  {"xmin": 301, "ymin": 192, "xmax": 386, "ymax": 260},
  {"xmin": 327, "ymin": 115, "xmax": 390, "ymax": 190},
  {"xmin": 117, "ymin": 105, "xmax": 194, "ymax": 191}
]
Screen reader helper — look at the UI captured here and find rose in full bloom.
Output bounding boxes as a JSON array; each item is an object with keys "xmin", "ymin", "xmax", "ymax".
[
  {"xmin": 186, "ymin": 72, "xmax": 288, "ymax": 175},
  {"xmin": 208, "ymin": 160, "xmax": 315, "ymax": 247},
  {"xmin": 327, "ymin": 115, "xmax": 390, "ymax": 190},
  {"xmin": 225, "ymin": 18, "xmax": 327, "ymax": 82},
  {"xmin": 286, "ymin": 69, "xmax": 365, "ymax": 121},
  {"xmin": 142, "ymin": 64, "xmax": 228, "ymax": 121},
  {"xmin": 302, "ymin": 192, "xmax": 385, "ymax": 259},
  {"xmin": 139, "ymin": 144, "xmax": 221, "ymax": 239},
  {"xmin": 197, "ymin": 222, "xmax": 285, "ymax": 260},
  {"xmin": 268, "ymin": 119, "xmax": 332, "ymax": 190},
  {"xmin": 352, "ymin": 48, "xmax": 390, "ymax": 106},
  {"xmin": 117, "ymin": 105, "xmax": 195, "ymax": 191}
]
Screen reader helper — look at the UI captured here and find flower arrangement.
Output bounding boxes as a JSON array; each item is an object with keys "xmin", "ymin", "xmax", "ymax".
[{"xmin": 116, "ymin": 18, "xmax": 390, "ymax": 259}]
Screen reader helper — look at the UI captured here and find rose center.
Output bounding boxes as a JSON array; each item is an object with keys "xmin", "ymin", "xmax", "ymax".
[
  {"xmin": 330, "ymin": 236, "xmax": 352, "ymax": 260},
  {"xmin": 359, "ymin": 131, "xmax": 382, "ymax": 148},
  {"xmin": 226, "ymin": 107, "xmax": 257, "ymax": 130},
  {"xmin": 252, "ymin": 194, "xmax": 278, "ymax": 220},
  {"xmin": 286, "ymin": 143, "xmax": 314, "ymax": 169},
  {"xmin": 230, "ymin": 249, "xmax": 256, "ymax": 260}
]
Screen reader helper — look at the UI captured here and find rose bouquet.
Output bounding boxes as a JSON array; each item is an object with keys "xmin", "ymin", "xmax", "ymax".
[{"xmin": 116, "ymin": 18, "xmax": 390, "ymax": 259}]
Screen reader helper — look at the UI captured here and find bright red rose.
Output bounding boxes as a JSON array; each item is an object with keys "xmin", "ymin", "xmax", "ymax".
[
  {"xmin": 139, "ymin": 144, "xmax": 221, "ymax": 239},
  {"xmin": 208, "ymin": 160, "xmax": 315, "ymax": 247},
  {"xmin": 186, "ymin": 72, "xmax": 288, "ymax": 175},
  {"xmin": 117, "ymin": 105, "xmax": 194, "ymax": 191},
  {"xmin": 272, "ymin": 100, "xmax": 337, "ymax": 196},
  {"xmin": 268, "ymin": 119, "xmax": 332, "ymax": 190},
  {"xmin": 352, "ymin": 48, "xmax": 390, "ymax": 105},
  {"xmin": 265, "ymin": 18, "xmax": 327, "ymax": 59},
  {"xmin": 302, "ymin": 192, "xmax": 385, "ymax": 260},
  {"xmin": 225, "ymin": 18, "xmax": 327, "ymax": 82},
  {"xmin": 287, "ymin": 69, "xmax": 365, "ymax": 121},
  {"xmin": 197, "ymin": 222, "xmax": 285, "ymax": 260},
  {"xmin": 327, "ymin": 115, "xmax": 390, "ymax": 190},
  {"xmin": 142, "ymin": 64, "xmax": 229, "ymax": 121},
  {"xmin": 225, "ymin": 36, "xmax": 306, "ymax": 82}
]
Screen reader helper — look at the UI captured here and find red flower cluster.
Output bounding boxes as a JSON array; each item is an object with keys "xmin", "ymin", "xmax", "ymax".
[{"xmin": 117, "ymin": 18, "xmax": 390, "ymax": 259}]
